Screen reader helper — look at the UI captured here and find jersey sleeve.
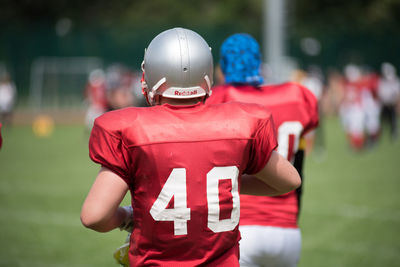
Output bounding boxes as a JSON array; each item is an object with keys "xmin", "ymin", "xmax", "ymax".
[
  {"xmin": 245, "ymin": 114, "xmax": 278, "ymax": 174},
  {"xmin": 89, "ymin": 119, "xmax": 131, "ymax": 183}
]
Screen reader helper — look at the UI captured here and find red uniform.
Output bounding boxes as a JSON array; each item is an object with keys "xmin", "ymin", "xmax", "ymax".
[
  {"xmin": 89, "ymin": 102, "xmax": 277, "ymax": 266},
  {"xmin": 207, "ymin": 82, "xmax": 319, "ymax": 228}
]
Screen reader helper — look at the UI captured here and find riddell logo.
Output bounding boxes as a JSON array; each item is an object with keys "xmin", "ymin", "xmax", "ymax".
[{"xmin": 174, "ymin": 90, "xmax": 198, "ymax": 96}]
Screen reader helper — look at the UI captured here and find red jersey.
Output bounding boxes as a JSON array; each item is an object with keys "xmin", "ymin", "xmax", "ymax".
[
  {"xmin": 207, "ymin": 82, "xmax": 319, "ymax": 228},
  {"xmin": 89, "ymin": 102, "xmax": 277, "ymax": 266}
]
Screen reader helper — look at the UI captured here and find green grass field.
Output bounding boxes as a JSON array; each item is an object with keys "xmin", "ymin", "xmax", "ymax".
[{"xmin": 0, "ymin": 117, "xmax": 399, "ymax": 267}]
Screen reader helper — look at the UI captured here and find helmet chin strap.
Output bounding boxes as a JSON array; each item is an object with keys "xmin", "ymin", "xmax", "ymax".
[
  {"xmin": 142, "ymin": 74, "xmax": 167, "ymax": 106},
  {"xmin": 142, "ymin": 62, "xmax": 169, "ymax": 106}
]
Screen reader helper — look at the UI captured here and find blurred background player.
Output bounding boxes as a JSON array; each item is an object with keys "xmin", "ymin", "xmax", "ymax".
[
  {"xmin": 84, "ymin": 69, "xmax": 108, "ymax": 130},
  {"xmin": 339, "ymin": 64, "xmax": 367, "ymax": 151},
  {"xmin": 104, "ymin": 64, "xmax": 136, "ymax": 110},
  {"xmin": 84, "ymin": 65, "xmax": 140, "ymax": 131},
  {"xmin": 339, "ymin": 64, "xmax": 381, "ymax": 150},
  {"xmin": 80, "ymin": 28, "xmax": 301, "ymax": 267},
  {"xmin": 378, "ymin": 62, "xmax": 400, "ymax": 141},
  {"xmin": 0, "ymin": 69, "xmax": 17, "ymax": 126},
  {"xmin": 359, "ymin": 66, "xmax": 380, "ymax": 147},
  {"xmin": 207, "ymin": 33, "xmax": 319, "ymax": 267}
]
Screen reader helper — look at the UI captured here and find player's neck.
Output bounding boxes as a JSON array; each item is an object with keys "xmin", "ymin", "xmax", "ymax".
[{"xmin": 159, "ymin": 96, "xmax": 204, "ymax": 106}]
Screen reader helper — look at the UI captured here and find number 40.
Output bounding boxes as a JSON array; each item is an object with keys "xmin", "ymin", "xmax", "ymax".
[{"xmin": 150, "ymin": 166, "xmax": 240, "ymax": 236}]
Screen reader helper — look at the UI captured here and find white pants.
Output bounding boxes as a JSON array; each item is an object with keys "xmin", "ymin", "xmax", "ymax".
[
  {"xmin": 239, "ymin": 226, "xmax": 301, "ymax": 267},
  {"xmin": 340, "ymin": 104, "xmax": 365, "ymax": 136}
]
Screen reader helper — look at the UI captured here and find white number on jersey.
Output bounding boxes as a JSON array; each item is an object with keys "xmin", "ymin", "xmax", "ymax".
[
  {"xmin": 207, "ymin": 166, "xmax": 240, "ymax": 233},
  {"xmin": 149, "ymin": 168, "xmax": 191, "ymax": 235},
  {"xmin": 277, "ymin": 121, "xmax": 304, "ymax": 162},
  {"xmin": 150, "ymin": 166, "xmax": 240, "ymax": 236}
]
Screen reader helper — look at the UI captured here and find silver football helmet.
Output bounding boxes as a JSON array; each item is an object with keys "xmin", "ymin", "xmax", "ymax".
[{"xmin": 141, "ymin": 27, "xmax": 213, "ymax": 105}]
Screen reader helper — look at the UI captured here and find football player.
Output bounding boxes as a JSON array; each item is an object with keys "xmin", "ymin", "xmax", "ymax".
[
  {"xmin": 80, "ymin": 28, "xmax": 301, "ymax": 267},
  {"xmin": 207, "ymin": 33, "xmax": 319, "ymax": 267},
  {"xmin": 378, "ymin": 62, "xmax": 400, "ymax": 141},
  {"xmin": 84, "ymin": 69, "xmax": 108, "ymax": 130}
]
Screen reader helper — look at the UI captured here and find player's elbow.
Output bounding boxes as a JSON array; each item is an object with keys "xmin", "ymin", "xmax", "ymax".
[
  {"xmin": 257, "ymin": 151, "xmax": 302, "ymax": 195},
  {"xmin": 80, "ymin": 208, "xmax": 109, "ymax": 233},
  {"xmin": 284, "ymin": 171, "xmax": 302, "ymax": 192},
  {"xmin": 80, "ymin": 212, "xmax": 100, "ymax": 231},
  {"xmin": 268, "ymin": 171, "xmax": 301, "ymax": 196},
  {"xmin": 275, "ymin": 161, "xmax": 302, "ymax": 194}
]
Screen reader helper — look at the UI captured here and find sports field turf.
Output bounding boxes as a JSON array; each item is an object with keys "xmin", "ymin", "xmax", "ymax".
[{"xmin": 0, "ymin": 116, "xmax": 399, "ymax": 267}]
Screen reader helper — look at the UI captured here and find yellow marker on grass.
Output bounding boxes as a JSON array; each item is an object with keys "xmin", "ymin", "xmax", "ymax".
[{"xmin": 32, "ymin": 115, "xmax": 54, "ymax": 137}]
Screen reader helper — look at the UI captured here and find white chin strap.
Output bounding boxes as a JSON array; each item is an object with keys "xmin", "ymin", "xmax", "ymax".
[{"xmin": 148, "ymin": 77, "xmax": 166, "ymax": 100}]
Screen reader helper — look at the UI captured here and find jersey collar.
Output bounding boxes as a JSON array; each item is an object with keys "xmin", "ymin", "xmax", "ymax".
[{"xmin": 161, "ymin": 102, "xmax": 206, "ymax": 112}]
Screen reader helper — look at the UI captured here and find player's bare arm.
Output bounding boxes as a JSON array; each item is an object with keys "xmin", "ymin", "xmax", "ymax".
[
  {"xmin": 241, "ymin": 151, "xmax": 301, "ymax": 196},
  {"xmin": 81, "ymin": 167, "xmax": 130, "ymax": 232}
]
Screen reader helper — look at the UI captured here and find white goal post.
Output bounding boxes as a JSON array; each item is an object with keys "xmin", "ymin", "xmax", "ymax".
[{"xmin": 29, "ymin": 57, "xmax": 103, "ymax": 109}]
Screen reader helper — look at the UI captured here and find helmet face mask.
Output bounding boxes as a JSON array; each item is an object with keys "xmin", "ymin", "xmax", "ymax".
[{"xmin": 141, "ymin": 28, "xmax": 214, "ymax": 105}]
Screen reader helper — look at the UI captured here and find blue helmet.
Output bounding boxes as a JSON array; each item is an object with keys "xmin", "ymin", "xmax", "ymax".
[{"xmin": 220, "ymin": 33, "xmax": 264, "ymax": 86}]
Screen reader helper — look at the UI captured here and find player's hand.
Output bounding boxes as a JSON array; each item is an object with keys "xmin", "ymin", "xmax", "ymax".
[{"xmin": 119, "ymin": 206, "xmax": 133, "ymax": 232}]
